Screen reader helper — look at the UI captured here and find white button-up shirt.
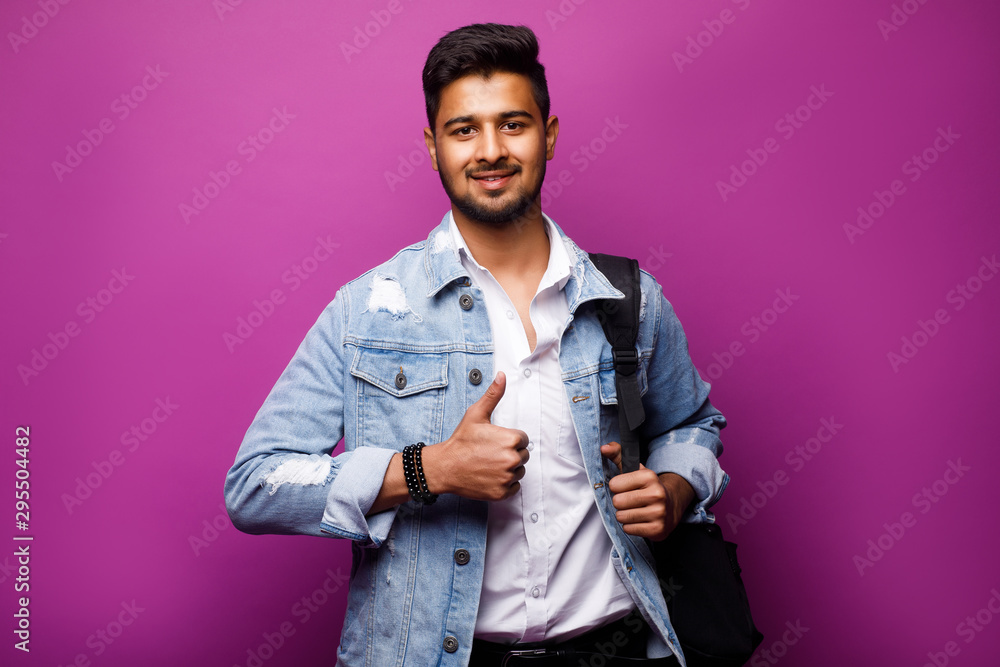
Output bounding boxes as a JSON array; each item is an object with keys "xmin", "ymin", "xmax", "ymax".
[{"xmin": 447, "ymin": 212, "xmax": 635, "ymax": 644}]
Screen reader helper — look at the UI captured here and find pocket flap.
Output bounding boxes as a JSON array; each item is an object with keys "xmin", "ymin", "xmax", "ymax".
[{"xmin": 350, "ymin": 347, "xmax": 449, "ymax": 397}]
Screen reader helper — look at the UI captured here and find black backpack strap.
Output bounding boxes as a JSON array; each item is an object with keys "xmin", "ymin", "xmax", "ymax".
[{"xmin": 588, "ymin": 253, "xmax": 645, "ymax": 474}]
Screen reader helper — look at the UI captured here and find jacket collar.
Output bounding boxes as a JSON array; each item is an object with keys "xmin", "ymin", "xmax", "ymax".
[{"xmin": 422, "ymin": 211, "xmax": 625, "ymax": 312}]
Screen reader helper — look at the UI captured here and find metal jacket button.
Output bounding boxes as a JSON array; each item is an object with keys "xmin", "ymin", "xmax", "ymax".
[
  {"xmin": 454, "ymin": 548, "xmax": 470, "ymax": 565},
  {"xmin": 468, "ymin": 369, "xmax": 482, "ymax": 385},
  {"xmin": 443, "ymin": 636, "xmax": 459, "ymax": 653},
  {"xmin": 459, "ymin": 294, "xmax": 474, "ymax": 310},
  {"xmin": 394, "ymin": 372, "xmax": 407, "ymax": 390}
]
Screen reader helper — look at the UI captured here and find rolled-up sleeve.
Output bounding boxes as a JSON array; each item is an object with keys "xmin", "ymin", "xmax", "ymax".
[
  {"xmin": 224, "ymin": 290, "xmax": 398, "ymax": 545},
  {"xmin": 639, "ymin": 280, "xmax": 729, "ymax": 523}
]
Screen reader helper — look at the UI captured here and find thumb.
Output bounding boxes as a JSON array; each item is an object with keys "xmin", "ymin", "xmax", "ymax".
[
  {"xmin": 601, "ymin": 441, "xmax": 623, "ymax": 471},
  {"xmin": 468, "ymin": 371, "xmax": 506, "ymax": 421}
]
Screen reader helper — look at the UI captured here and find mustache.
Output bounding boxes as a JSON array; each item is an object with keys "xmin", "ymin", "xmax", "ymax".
[{"xmin": 468, "ymin": 163, "xmax": 521, "ymax": 176}]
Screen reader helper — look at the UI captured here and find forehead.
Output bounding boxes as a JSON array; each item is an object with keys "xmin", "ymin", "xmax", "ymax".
[{"xmin": 436, "ymin": 72, "xmax": 541, "ymax": 126}]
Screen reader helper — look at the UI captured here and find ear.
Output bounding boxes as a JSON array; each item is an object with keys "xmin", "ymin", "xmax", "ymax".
[
  {"xmin": 544, "ymin": 115, "xmax": 559, "ymax": 161},
  {"xmin": 423, "ymin": 127, "xmax": 439, "ymax": 171}
]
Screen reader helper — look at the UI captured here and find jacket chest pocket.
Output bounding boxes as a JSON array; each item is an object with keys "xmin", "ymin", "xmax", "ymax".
[{"xmin": 350, "ymin": 347, "xmax": 449, "ymax": 449}]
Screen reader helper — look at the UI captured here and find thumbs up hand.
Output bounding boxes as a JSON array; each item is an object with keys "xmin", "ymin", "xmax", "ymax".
[{"xmin": 426, "ymin": 372, "xmax": 530, "ymax": 501}]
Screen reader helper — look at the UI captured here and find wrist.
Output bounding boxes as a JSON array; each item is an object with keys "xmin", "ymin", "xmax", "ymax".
[
  {"xmin": 418, "ymin": 441, "xmax": 452, "ymax": 496},
  {"xmin": 659, "ymin": 472, "xmax": 696, "ymax": 524}
]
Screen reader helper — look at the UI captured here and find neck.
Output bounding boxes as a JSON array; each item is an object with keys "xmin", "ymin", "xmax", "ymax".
[{"xmin": 452, "ymin": 206, "xmax": 550, "ymax": 279}]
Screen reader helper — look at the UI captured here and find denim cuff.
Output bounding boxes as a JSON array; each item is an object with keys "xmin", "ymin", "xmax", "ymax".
[
  {"xmin": 646, "ymin": 441, "xmax": 729, "ymax": 523},
  {"xmin": 320, "ymin": 447, "xmax": 398, "ymax": 547}
]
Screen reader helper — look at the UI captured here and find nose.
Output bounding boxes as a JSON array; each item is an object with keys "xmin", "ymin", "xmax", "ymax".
[{"xmin": 474, "ymin": 125, "xmax": 509, "ymax": 165}]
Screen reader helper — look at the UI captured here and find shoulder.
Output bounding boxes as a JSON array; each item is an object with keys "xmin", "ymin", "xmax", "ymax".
[{"xmin": 341, "ymin": 238, "xmax": 430, "ymax": 294}]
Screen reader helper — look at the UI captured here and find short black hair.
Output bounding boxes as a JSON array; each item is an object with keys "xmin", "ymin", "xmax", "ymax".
[{"xmin": 422, "ymin": 23, "xmax": 550, "ymax": 134}]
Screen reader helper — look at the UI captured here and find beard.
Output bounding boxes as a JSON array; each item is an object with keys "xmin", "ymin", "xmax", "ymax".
[{"xmin": 438, "ymin": 159, "xmax": 546, "ymax": 227}]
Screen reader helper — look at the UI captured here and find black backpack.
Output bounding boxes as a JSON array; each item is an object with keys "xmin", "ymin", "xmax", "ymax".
[{"xmin": 589, "ymin": 253, "xmax": 764, "ymax": 667}]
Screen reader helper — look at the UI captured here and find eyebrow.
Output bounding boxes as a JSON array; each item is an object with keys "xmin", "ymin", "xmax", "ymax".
[{"xmin": 442, "ymin": 109, "xmax": 534, "ymax": 129}]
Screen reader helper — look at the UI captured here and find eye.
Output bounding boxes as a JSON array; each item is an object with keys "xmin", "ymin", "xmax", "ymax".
[
  {"xmin": 455, "ymin": 126, "xmax": 475, "ymax": 136},
  {"xmin": 502, "ymin": 122, "xmax": 523, "ymax": 131}
]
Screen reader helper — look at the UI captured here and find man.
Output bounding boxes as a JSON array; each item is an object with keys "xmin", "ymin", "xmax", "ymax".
[{"xmin": 226, "ymin": 23, "xmax": 728, "ymax": 667}]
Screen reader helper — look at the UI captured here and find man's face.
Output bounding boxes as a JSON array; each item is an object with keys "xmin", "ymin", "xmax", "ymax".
[{"xmin": 424, "ymin": 72, "xmax": 559, "ymax": 227}]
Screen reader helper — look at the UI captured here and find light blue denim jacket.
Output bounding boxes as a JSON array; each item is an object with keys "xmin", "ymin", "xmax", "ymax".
[{"xmin": 225, "ymin": 213, "xmax": 729, "ymax": 667}]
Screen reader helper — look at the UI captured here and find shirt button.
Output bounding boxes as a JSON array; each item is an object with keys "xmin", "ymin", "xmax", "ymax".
[
  {"xmin": 530, "ymin": 513, "xmax": 538, "ymax": 523},
  {"xmin": 468, "ymin": 369, "xmax": 482, "ymax": 385},
  {"xmin": 394, "ymin": 372, "xmax": 407, "ymax": 390},
  {"xmin": 459, "ymin": 294, "xmax": 474, "ymax": 310},
  {"xmin": 443, "ymin": 636, "xmax": 459, "ymax": 653},
  {"xmin": 531, "ymin": 587, "xmax": 540, "ymax": 598},
  {"xmin": 527, "ymin": 442, "xmax": 534, "ymax": 451},
  {"xmin": 454, "ymin": 548, "xmax": 470, "ymax": 565},
  {"xmin": 506, "ymin": 310, "xmax": 515, "ymax": 319},
  {"xmin": 523, "ymin": 368, "xmax": 531, "ymax": 378}
]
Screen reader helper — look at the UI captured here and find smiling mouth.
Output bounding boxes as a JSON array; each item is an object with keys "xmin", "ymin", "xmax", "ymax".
[{"xmin": 471, "ymin": 169, "xmax": 517, "ymax": 190}]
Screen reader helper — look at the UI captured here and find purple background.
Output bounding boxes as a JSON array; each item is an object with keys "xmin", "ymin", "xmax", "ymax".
[{"xmin": 3, "ymin": 1, "xmax": 999, "ymax": 665}]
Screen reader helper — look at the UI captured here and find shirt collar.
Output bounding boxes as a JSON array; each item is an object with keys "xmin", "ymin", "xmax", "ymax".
[
  {"xmin": 446, "ymin": 210, "xmax": 573, "ymax": 293},
  {"xmin": 422, "ymin": 210, "xmax": 625, "ymax": 313}
]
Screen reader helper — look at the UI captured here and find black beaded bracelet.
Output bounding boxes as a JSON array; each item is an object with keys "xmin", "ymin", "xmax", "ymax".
[
  {"xmin": 402, "ymin": 443, "xmax": 437, "ymax": 504},
  {"xmin": 402, "ymin": 444, "xmax": 421, "ymax": 502},
  {"xmin": 412, "ymin": 443, "xmax": 437, "ymax": 505}
]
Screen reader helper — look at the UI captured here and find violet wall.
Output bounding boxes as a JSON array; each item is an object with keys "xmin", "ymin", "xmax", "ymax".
[{"xmin": 3, "ymin": 1, "xmax": 999, "ymax": 665}]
